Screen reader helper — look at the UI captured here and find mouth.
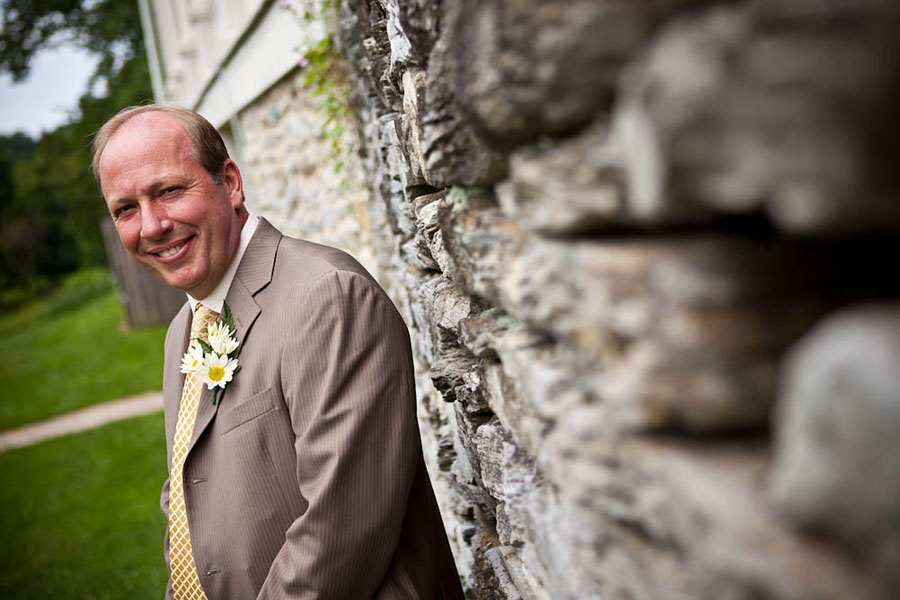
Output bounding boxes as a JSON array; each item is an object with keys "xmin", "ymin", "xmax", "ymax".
[
  {"xmin": 157, "ymin": 243, "xmax": 184, "ymax": 258},
  {"xmin": 149, "ymin": 236, "xmax": 193, "ymax": 261}
]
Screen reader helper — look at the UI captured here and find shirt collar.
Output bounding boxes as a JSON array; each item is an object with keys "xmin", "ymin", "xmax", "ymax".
[{"xmin": 187, "ymin": 213, "xmax": 259, "ymax": 315}]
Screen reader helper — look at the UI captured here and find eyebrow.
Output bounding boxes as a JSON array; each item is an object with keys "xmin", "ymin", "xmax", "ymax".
[{"xmin": 107, "ymin": 172, "xmax": 192, "ymax": 205}]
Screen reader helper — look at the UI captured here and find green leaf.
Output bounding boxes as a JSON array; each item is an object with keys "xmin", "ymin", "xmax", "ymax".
[
  {"xmin": 197, "ymin": 339, "xmax": 213, "ymax": 354},
  {"xmin": 221, "ymin": 301, "xmax": 237, "ymax": 335}
]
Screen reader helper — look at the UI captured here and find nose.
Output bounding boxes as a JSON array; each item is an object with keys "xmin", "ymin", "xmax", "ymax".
[{"xmin": 139, "ymin": 202, "xmax": 173, "ymax": 241}]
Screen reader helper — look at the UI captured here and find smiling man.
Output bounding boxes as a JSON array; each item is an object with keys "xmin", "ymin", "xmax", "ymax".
[{"xmin": 92, "ymin": 105, "xmax": 463, "ymax": 599}]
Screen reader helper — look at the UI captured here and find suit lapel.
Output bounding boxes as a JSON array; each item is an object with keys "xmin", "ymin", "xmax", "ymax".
[
  {"xmin": 189, "ymin": 276, "xmax": 260, "ymax": 450},
  {"xmin": 164, "ymin": 303, "xmax": 191, "ymax": 464},
  {"xmin": 187, "ymin": 218, "xmax": 281, "ymax": 453}
]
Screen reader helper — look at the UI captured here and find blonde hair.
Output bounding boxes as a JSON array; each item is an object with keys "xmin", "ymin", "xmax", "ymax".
[{"xmin": 91, "ymin": 104, "xmax": 230, "ymax": 187}]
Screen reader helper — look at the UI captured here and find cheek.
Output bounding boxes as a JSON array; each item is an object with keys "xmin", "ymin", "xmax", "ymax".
[{"xmin": 115, "ymin": 221, "xmax": 140, "ymax": 252}]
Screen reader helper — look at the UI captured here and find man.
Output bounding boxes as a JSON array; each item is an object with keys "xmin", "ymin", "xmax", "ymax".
[{"xmin": 92, "ymin": 105, "xmax": 464, "ymax": 599}]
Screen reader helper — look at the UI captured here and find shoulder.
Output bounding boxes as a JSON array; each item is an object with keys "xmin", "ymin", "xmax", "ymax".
[
  {"xmin": 246, "ymin": 218, "xmax": 378, "ymax": 291},
  {"xmin": 274, "ymin": 236, "xmax": 379, "ymax": 288},
  {"xmin": 266, "ymin": 236, "xmax": 403, "ymax": 326}
]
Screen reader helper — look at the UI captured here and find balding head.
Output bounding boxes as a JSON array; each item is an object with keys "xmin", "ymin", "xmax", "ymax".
[{"xmin": 92, "ymin": 105, "xmax": 230, "ymax": 192}]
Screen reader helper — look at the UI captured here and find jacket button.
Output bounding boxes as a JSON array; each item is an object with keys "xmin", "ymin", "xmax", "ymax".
[
  {"xmin": 191, "ymin": 477, "xmax": 207, "ymax": 484},
  {"xmin": 206, "ymin": 568, "xmax": 220, "ymax": 576}
]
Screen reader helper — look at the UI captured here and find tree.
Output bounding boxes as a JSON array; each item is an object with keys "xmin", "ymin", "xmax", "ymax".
[
  {"xmin": 0, "ymin": 0, "xmax": 143, "ymax": 84},
  {"xmin": 0, "ymin": 0, "xmax": 152, "ymax": 303},
  {"xmin": 0, "ymin": 132, "xmax": 79, "ymax": 297}
]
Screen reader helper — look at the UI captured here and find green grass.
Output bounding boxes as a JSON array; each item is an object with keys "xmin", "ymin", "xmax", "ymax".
[
  {"xmin": 0, "ymin": 273, "xmax": 169, "ymax": 431},
  {"xmin": 0, "ymin": 412, "xmax": 169, "ymax": 598}
]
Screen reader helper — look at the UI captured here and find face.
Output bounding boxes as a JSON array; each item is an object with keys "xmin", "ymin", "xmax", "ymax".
[{"xmin": 98, "ymin": 112, "xmax": 247, "ymax": 299}]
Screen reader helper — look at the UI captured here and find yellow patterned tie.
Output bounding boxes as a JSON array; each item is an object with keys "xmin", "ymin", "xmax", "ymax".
[{"xmin": 169, "ymin": 304, "xmax": 218, "ymax": 600}]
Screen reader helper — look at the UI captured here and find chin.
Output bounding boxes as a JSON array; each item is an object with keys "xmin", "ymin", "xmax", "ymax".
[{"xmin": 160, "ymin": 271, "xmax": 200, "ymax": 295}]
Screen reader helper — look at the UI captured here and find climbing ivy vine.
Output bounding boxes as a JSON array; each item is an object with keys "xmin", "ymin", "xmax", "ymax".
[{"xmin": 279, "ymin": 0, "xmax": 354, "ymax": 176}]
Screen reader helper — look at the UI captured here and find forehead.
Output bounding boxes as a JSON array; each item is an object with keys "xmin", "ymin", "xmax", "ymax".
[{"xmin": 98, "ymin": 112, "xmax": 195, "ymax": 177}]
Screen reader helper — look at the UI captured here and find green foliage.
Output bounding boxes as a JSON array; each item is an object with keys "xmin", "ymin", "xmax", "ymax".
[
  {"xmin": 0, "ymin": 132, "xmax": 36, "ymax": 160},
  {"xmin": 0, "ymin": 135, "xmax": 64, "ymax": 301},
  {"xmin": 302, "ymin": 36, "xmax": 353, "ymax": 174},
  {"xmin": 279, "ymin": 0, "xmax": 342, "ymax": 25},
  {"xmin": 0, "ymin": 413, "xmax": 168, "ymax": 598},
  {"xmin": 0, "ymin": 0, "xmax": 144, "ymax": 83},
  {"xmin": 0, "ymin": 1, "xmax": 153, "ymax": 301},
  {"xmin": 41, "ymin": 267, "xmax": 115, "ymax": 316},
  {"xmin": 0, "ymin": 267, "xmax": 113, "ymax": 331},
  {"xmin": 281, "ymin": 0, "xmax": 354, "ymax": 177},
  {"xmin": 0, "ymin": 282, "xmax": 167, "ymax": 430}
]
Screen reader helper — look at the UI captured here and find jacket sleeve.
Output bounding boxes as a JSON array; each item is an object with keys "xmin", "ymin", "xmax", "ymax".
[{"xmin": 257, "ymin": 270, "xmax": 420, "ymax": 599}]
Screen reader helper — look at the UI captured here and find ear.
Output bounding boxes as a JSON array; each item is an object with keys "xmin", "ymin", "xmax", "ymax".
[{"xmin": 222, "ymin": 159, "xmax": 244, "ymax": 208}]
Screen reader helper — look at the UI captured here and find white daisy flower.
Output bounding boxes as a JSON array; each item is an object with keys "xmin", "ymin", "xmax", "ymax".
[
  {"xmin": 179, "ymin": 341, "xmax": 205, "ymax": 374},
  {"xmin": 201, "ymin": 353, "xmax": 239, "ymax": 390},
  {"xmin": 206, "ymin": 321, "xmax": 239, "ymax": 355}
]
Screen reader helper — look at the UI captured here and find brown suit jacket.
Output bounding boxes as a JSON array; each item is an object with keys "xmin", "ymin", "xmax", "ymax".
[{"xmin": 160, "ymin": 218, "xmax": 463, "ymax": 599}]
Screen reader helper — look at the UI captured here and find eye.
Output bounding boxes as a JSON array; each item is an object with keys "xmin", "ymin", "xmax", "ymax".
[
  {"xmin": 113, "ymin": 204, "xmax": 136, "ymax": 219},
  {"xmin": 163, "ymin": 186, "xmax": 181, "ymax": 196}
]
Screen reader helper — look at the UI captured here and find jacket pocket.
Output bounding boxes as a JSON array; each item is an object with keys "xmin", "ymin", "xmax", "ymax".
[{"xmin": 217, "ymin": 387, "xmax": 280, "ymax": 435}]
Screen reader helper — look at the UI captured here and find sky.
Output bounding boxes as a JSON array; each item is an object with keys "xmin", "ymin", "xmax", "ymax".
[{"xmin": 0, "ymin": 44, "xmax": 98, "ymax": 138}]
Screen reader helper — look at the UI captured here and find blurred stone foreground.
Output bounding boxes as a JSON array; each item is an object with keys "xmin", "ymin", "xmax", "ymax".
[
  {"xmin": 143, "ymin": 0, "xmax": 900, "ymax": 598},
  {"xmin": 338, "ymin": 0, "xmax": 900, "ymax": 597}
]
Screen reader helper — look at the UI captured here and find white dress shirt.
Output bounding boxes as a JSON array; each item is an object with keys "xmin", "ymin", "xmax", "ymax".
[{"xmin": 187, "ymin": 214, "xmax": 259, "ymax": 315}]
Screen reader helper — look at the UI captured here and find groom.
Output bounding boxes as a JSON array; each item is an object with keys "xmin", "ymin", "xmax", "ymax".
[{"xmin": 92, "ymin": 105, "xmax": 463, "ymax": 599}]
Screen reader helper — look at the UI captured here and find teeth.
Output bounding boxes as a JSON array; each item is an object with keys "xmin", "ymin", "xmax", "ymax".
[{"xmin": 157, "ymin": 243, "xmax": 184, "ymax": 258}]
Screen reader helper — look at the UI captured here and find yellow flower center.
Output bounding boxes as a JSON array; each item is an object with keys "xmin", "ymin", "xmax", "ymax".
[{"xmin": 208, "ymin": 366, "xmax": 225, "ymax": 381}]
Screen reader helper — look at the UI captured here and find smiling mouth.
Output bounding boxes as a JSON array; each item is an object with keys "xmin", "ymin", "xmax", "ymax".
[{"xmin": 155, "ymin": 241, "xmax": 186, "ymax": 258}]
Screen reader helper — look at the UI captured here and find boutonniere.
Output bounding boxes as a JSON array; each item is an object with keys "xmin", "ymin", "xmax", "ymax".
[{"xmin": 180, "ymin": 303, "xmax": 242, "ymax": 406}]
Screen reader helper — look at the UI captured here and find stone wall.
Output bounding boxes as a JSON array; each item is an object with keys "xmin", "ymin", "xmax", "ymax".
[
  {"xmin": 331, "ymin": 1, "xmax": 900, "ymax": 599},
  {"xmin": 238, "ymin": 66, "xmax": 378, "ymax": 277}
]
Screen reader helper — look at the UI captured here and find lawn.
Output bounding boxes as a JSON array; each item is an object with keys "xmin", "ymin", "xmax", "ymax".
[
  {"xmin": 0, "ymin": 270, "xmax": 169, "ymax": 430},
  {"xmin": 0, "ymin": 412, "xmax": 169, "ymax": 598}
]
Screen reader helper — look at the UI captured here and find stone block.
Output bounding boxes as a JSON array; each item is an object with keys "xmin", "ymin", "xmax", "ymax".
[
  {"xmin": 441, "ymin": 0, "xmax": 710, "ymax": 149},
  {"xmin": 483, "ymin": 547, "xmax": 524, "ymax": 600},
  {"xmin": 456, "ymin": 367, "xmax": 490, "ymax": 415},
  {"xmin": 339, "ymin": 0, "xmax": 401, "ymax": 112},
  {"xmin": 484, "ymin": 546, "xmax": 552, "ymax": 600},
  {"xmin": 437, "ymin": 188, "xmax": 527, "ymax": 304},
  {"xmin": 383, "ymin": 0, "xmax": 412, "ymax": 76},
  {"xmin": 374, "ymin": 114, "xmax": 419, "ymax": 241},
  {"xmin": 399, "ymin": 68, "xmax": 429, "ymax": 185},
  {"xmin": 615, "ymin": 0, "xmax": 900, "ymax": 234},
  {"xmin": 395, "ymin": 0, "xmax": 440, "ymax": 67},
  {"xmin": 412, "ymin": 190, "xmax": 449, "ymax": 272},
  {"xmin": 458, "ymin": 308, "xmax": 514, "ymax": 360},
  {"xmin": 771, "ymin": 303, "xmax": 900, "ymax": 587},
  {"xmin": 453, "ymin": 407, "xmax": 499, "ymax": 511},
  {"xmin": 472, "ymin": 418, "xmax": 509, "ymax": 503},
  {"xmin": 498, "ymin": 123, "xmax": 627, "ymax": 235},
  {"xmin": 461, "ymin": 229, "xmax": 899, "ymax": 432},
  {"xmin": 408, "ymin": 274, "xmax": 482, "ymax": 403},
  {"xmin": 540, "ymin": 427, "xmax": 887, "ymax": 600},
  {"xmin": 482, "ymin": 339, "xmax": 586, "ymax": 460},
  {"xmin": 458, "ymin": 408, "xmax": 556, "ymax": 598},
  {"xmin": 421, "ymin": 27, "xmax": 508, "ymax": 187}
]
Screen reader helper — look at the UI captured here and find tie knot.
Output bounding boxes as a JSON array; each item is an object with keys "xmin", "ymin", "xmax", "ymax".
[{"xmin": 191, "ymin": 304, "xmax": 220, "ymax": 341}]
